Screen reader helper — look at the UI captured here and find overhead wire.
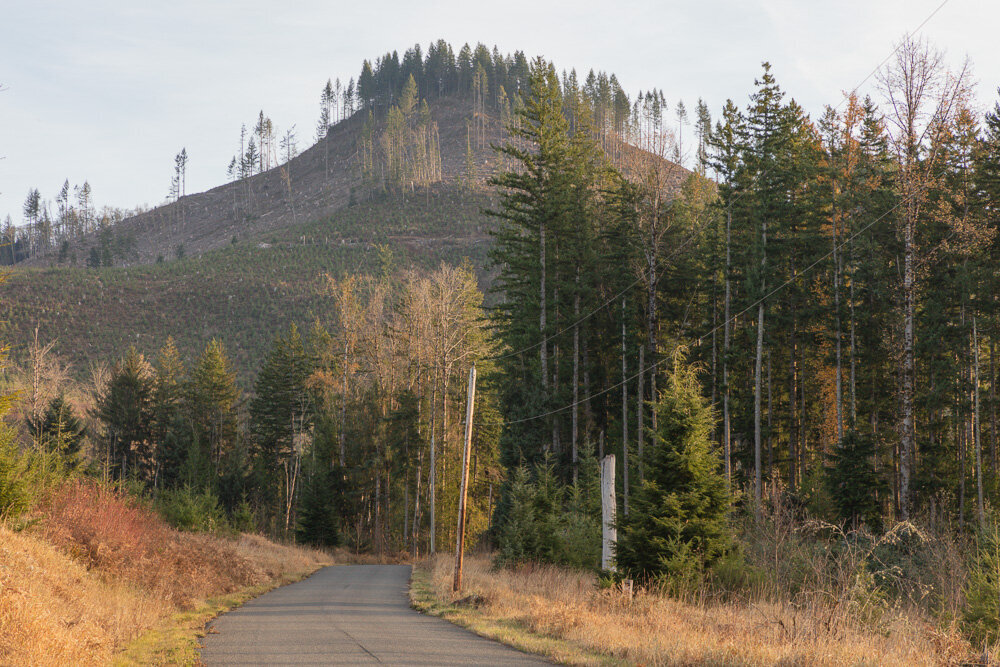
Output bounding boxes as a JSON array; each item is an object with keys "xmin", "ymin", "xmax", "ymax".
[
  {"xmin": 485, "ymin": 0, "xmax": 951, "ymax": 366},
  {"xmin": 501, "ymin": 0, "xmax": 956, "ymax": 425}
]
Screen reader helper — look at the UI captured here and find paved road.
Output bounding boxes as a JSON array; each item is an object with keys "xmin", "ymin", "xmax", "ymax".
[{"xmin": 200, "ymin": 564, "xmax": 549, "ymax": 665}]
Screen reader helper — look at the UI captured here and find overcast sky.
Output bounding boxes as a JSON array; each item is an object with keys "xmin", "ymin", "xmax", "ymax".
[{"xmin": 1, "ymin": 0, "xmax": 996, "ymax": 224}]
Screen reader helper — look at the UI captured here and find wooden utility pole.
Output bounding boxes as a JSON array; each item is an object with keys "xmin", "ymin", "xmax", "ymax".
[
  {"xmin": 453, "ymin": 365, "xmax": 477, "ymax": 593},
  {"xmin": 601, "ymin": 454, "xmax": 617, "ymax": 572}
]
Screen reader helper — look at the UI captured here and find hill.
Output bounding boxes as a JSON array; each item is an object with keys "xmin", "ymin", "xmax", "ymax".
[
  {"xmin": 6, "ymin": 43, "xmax": 691, "ymax": 377},
  {"xmin": 22, "ymin": 96, "xmax": 499, "ymax": 270},
  {"xmin": 4, "ymin": 185, "xmax": 495, "ymax": 376}
]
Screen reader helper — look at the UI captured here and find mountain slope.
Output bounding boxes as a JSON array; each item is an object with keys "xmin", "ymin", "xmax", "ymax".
[
  {"xmin": 5, "ymin": 186, "xmax": 493, "ymax": 375},
  {"xmin": 25, "ymin": 97, "xmax": 499, "ymax": 268},
  {"xmin": 8, "ymin": 92, "xmax": 691, "ymax": 375}
]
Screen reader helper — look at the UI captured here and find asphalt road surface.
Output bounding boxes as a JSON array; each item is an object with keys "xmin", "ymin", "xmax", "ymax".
[{"xmin": 200, "ymin": 564, "xmax": 549, "ymax": 665}]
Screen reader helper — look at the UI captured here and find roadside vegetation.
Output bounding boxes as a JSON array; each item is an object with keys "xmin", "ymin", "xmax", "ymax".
[
  {"xmin": 414, "ymin": 546, "xmax": 972, "ymax": 666},
  {"xmin": 0, "ymin": 306, "xmax": 329, "ymax": 664},
  {"xmin": 0, "ymin": 481, "xmax": 329, "ymax": 665}
]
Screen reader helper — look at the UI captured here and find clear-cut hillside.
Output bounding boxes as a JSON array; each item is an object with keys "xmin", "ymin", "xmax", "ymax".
[
  {"xmin": 25, "ymin": 97, "xmax": 504, "ymax": 268},
  {"xmin": 6, "ymin": 95, "xmax": 692, "ymax": 375}
]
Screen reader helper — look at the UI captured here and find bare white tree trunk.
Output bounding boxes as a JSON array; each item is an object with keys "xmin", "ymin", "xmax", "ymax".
[
  {"xmin": 754, "ymin": 216, "xmax": 767, "ymax": 508},
  {"xmin": 723, "ymin": 210, "xmax": 732, "ymax": 486},
  {"xmin": 974, "ymin": 316, "xmax": 985, "ymax": 528},
  {"xmin": 572, "ymin": 266, "xmax": 580, "ymax": 484},
  {"xmin": 621, "ymin": 297, "xmax": 629, "ymax": 516},
  {"xmin": 601, "ymin": 454, "xmax": 617, "ymax": 572},
  {"xmin": 540, "ymin": 223, "xmax": 548, "ymax": 390},
  {"xmin": 429, "ymin": 377, "xmax": 437, "ymax": 554},
  {"xmin": 637, "ymin": 345, "xmax": 644, "ymax": 483},
  {"xmin": 833, "ymin": 191, "xmax": 844, "ymax": 443}
]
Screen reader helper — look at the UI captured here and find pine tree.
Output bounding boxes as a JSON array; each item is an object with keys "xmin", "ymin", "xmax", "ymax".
[
  {"xmin": 825, "ymin": 430, "xmax": 886, "ymax": 530},
  {"xmin": 96, "ymin": 346, "xmax": 155, "ymax": 481},
  {"xmin": 615, "ymin": 350, "xmax": 731, "ymax": 585}
]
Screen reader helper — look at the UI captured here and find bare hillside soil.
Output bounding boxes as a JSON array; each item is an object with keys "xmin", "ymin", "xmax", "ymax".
[{"xmin": 26, "ymin": 98, "xmax": 504, "ymax": 268}]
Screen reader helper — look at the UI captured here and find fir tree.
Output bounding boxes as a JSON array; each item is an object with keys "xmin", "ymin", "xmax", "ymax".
[
  {"xmin": 615, "ymin": 350, "xmax": 732, "ymax": 584},
  {"xmin": 187, "ymin": 339, "xmax": 241, "ymax": 478},
  {"xmin": 96, "ymin": 346, "xmax": 155, "ymax": 481},
  {"xmin": 250, "ymin": 325, "xmax": 312, "ymax": 524},
  {"xmin": 824, "ymin": 430, "xmax": 886, "ymax": 530},
  {"xmin": 296, "ymin": 466, "xmax": 342, "ymax": 547},
  {"xmin": 152, "ymin": 337, "xmax": 187, "ymax": 488},
  {"xmin": 28, "ymin": 395, "xmax": 86, "ymax": 457}
]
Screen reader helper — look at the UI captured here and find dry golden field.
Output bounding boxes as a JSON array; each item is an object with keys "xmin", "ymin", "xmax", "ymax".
[
  {"xmin": 414, "ymin": 553, "xmax": 977, "ymax": 666},
  {"xmin": 0, "ymin": 481, "xmax": 330, "ymax": 665}
]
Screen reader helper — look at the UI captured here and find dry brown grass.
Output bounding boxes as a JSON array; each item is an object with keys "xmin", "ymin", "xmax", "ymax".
[
  {"xmin": 416, "ymin": 554, "xmax": 974, "ymax": 666},
  {"xmin": 0, "ymin": 481, "xmax": 331, "ymax": 665},
  {"xmin": 0, "ymin": 525, "xmax": 165, "ymax": 666}
]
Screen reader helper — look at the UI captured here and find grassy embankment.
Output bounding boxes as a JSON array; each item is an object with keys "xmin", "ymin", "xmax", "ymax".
[
  {"xmin": 0, "ymin": 481, "xmax": 331, "ymax": 665},
  {"xmin": 412, "ymin": 550, "xmax": 975, "ymax": 666}
]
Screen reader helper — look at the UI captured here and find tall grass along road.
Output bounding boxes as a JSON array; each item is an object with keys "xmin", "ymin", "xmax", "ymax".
[{"xmin": 199, "ymin": 564, "xmax": 548, "ymax": 665}]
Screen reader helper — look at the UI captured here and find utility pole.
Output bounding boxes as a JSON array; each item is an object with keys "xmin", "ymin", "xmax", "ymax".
[{"xmin": 453, "ymin": 365, "xmax": 477, "ymax": 593}]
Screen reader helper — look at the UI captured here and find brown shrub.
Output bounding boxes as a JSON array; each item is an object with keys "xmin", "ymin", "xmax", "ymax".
[
  {"xmin": 1, "ymin": 480, "xmax": 331, "ymax": 663},
  {"xmin": 39, "ymin": 481, "xmax": 263, "ymax": 607},
  {"xmin": 0, "ymin": 525, "xmax": 164, "ymax": 666}
]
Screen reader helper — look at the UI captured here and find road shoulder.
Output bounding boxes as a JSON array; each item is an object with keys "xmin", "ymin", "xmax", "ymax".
[
  {"xmin": 409, "ymin": 560, "xmax": 620, "ymax": 666},
  {"xmin": 114, "ymin": 565, "xmax": 327, "ymax": 666}
]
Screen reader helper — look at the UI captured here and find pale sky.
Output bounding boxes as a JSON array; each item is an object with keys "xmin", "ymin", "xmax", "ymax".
[{"xmin": 1, "ymin": 0, "xmax": 996, "ymax": 225}]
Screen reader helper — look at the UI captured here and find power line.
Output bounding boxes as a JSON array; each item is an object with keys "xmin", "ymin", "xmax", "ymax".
[
  {"xmin": 487, "ymin": 0, "xmax": 952, "ymax": 366},
  {"xmin": 499, "ymin": 0, "xmax": 954, "ymax": 426},
  {"xmin": 831, "ymin": 0, "xmax": 951, "ymax": 113},
  {"xmin": 504, "ymin": 171, "xmax": 957, "ymax": 426}
]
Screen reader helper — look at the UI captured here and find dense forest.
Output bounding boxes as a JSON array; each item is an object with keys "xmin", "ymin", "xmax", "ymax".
[{"xmin": 5, "ymin": 35, "xmax": 1000, "ymax": 650}]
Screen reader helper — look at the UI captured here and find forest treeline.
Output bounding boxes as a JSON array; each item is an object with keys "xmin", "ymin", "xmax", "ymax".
[
  {"xmin": 485, "ymin": 38, "xmax": 1000, "ymax": 535},
  {"xmin": 6, "ymin": 34, "xmax": 1000, "ymax": 648},
  {"xmin": 4, "ymin": 261, "xmax": 496, "ymax": 555},
  {"xmin": 479, "ymin": 41, "xmax": 1000, "ymax": 645},
  {"xmin": 2, "ymin": 180, "xmax": 144, "ymax": 267}
]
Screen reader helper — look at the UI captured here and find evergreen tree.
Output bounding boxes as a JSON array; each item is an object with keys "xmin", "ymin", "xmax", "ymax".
[
  {"xmin": 296, "ymin": 465, "xmax": 342, "ymax": 547},
  {"xmin": 250, "ymin": 325, "xmax": 312, "ymax": 524},
  {"xmin": 187, "ymin": 339, "xmax": 241, "ymax": 478},
  {"xmin": 615, "ymin": 351, "xmax": 732, "ymax": 584},
  {"xmin": 963, "ymin": 521, "xmax": 1000, "ymax": 646},
  {"xmin": 488, "ymin": 57, "xmax": 606, "ymax": 476},
  {"xmin": 152, "ymin": 337, "xmax": 188, "ymax": 488},
  {"xmin": 96, "ymin": 346, "xmax": 155, "ymax": 481},
  {"xmin": 824, "ymin": 430, "xmax": 886, "ymax": 530},
  {"xmin": 28, "ymin": 394, "xmax": 86, "ymax": 457}
]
